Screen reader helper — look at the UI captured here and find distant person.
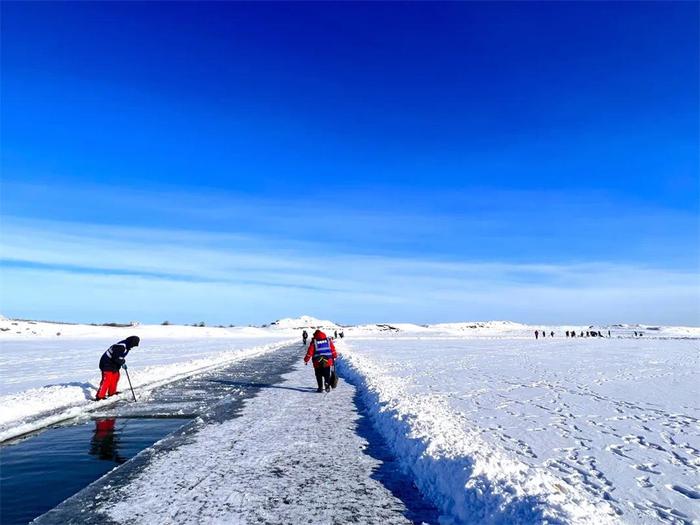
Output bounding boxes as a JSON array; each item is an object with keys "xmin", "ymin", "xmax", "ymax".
[
  {"xmin": 565, "ymin": 330, "xmax": 570, "ymax": 338},
  {"xmin": 580, "ymin": 331, "xmax": 584, "ymax": 337},
  {"xmin": 334, "ymin": 330, "xmax": 338, "ymax": 339},
  {"xmin": 550, "ymin": 331, "xmax": 554, "ymax": 337},
  {"xmin": 571, "ymin": 331, "xmax": 575, "ymax": 338},
  {"xmin": 339, "ymin": 331, "xmax": 344, "ymax": 339},
  {"xmin": 535, "ymin": 330, "xmax": 539, "ymax": 340},
  {"xmin": 586, "ymin": 331, "xmax": 590, "ymax": 337},
  {"xmin": 542, "ymin": 330, "xmax": 546, "ymax": 338},
  {"xmin": 608, "ymin": 330, "xmax": 611, "ymax": 338},
  {"xmin": 304, "ymin": 329, "xmax": 338, "ymax": 393},
  {"xmin": 96, "ymin": 336, "xmax": 139, "ymax": 401},
  {"xmin": 302, "ymin": 330, "xmax": 308, "ymax": 345}
]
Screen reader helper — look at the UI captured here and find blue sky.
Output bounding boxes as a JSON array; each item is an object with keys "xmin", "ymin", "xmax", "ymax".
[{"xmin": 1, "ymin": 2, "xmax": 698, "ymax": 325}]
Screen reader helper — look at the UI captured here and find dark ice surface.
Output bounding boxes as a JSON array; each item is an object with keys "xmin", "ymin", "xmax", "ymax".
[{"xmin": 0, "ymin": 417, "xmax": 187, "ymax": 525}]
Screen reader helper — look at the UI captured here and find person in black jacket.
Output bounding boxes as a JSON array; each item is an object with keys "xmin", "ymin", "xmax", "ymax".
[{"xmin": 95, "ymin": 336, "xmax": 140, "ymax": 400}]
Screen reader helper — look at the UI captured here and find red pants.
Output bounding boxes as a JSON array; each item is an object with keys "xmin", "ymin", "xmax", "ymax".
[
  {"xmin": 96, "ymin": 370, "xmax": 120, "ymax": 399},
  {"xmin": 94, "ymin": 418, "xmax": 116, "ymax": 437}
]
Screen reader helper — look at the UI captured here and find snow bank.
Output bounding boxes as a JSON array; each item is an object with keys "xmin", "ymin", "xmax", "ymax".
[{"xmin": 337, "ymin": 345, "xmax": 619, "ymax": 524}]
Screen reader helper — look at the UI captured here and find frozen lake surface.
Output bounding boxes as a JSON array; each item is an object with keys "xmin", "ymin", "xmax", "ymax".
[
  {"xmin": 2, "ymin": 318, "xmax": 698, "ymax": 524},
  {"xmin": 341, "ymin": 337, "xmax": 700, "ymax": 524}
]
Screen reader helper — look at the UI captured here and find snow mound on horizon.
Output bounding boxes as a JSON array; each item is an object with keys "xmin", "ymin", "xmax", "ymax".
[
  {"xmin": 269, "ymin": 315, "xmax": 340, "ymax": 330},
  {"xmin": 430, "ymin": 320, "xmax": 529, "ymax": 330},
  {"xmin": 0, "ymin": 318, "xmax": 274, "ymax": 339}
]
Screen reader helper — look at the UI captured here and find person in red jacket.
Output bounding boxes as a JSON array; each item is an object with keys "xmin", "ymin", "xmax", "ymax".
[
  {"xmin": 95, "ymin": 336, "xmax": 139, "ymax": 400},
  {"xmin": 304, "ymin": 329, "xmax": 337, "ymax": 392}
]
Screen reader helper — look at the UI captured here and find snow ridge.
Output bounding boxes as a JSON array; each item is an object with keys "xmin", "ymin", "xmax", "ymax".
[{"xmin": 337, "ymin": 344, "xmax": 620, "ymax": 525}]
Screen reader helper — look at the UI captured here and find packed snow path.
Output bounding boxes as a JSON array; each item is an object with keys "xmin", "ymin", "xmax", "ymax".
[{"xmin": 35, "ymin": 343, "xmax": 437, "ymax": 524}]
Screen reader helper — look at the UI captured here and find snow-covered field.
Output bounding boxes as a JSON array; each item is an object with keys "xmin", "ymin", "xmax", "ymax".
[
  {"xmin": 2, "ymin": 316, "xmax": 698, "ymax": 523},
  {"xmin": 0, "ymin": 318, "xmax": 302, "ymax": 441},
  {"xmin": 338, "ymin": 332, "xmax": 700, "ymax": 524}
]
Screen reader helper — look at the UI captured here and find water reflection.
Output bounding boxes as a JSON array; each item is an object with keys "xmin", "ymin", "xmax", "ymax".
[{"xmin": 89, "ymin": 418, "xmax": 126, "ymax": 464}]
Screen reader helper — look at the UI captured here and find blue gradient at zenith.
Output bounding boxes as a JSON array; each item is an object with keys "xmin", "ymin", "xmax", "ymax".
[{"xmin": 1, "ymin": 2, "xmax": 698, "ymax": 324}]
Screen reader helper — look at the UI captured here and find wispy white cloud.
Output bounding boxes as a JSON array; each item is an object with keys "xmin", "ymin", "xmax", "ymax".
[{"xmin": 1, "ymin": 216, "xmax": 698, "ymax": 325}]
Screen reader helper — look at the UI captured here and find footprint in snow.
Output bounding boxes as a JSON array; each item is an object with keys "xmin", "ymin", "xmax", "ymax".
[
  {"xmin": 666, "ymin": 484, "xmax": 700, "ymax": 500},
  {"xmin": 635, "ymin": 476, "xmax": 653, "ymax": 488}
]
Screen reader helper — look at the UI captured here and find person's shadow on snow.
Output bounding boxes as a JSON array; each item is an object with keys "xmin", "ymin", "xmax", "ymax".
[{"xmin": 44, "ymin": 381, "xmax": 96, "ymax": 401}]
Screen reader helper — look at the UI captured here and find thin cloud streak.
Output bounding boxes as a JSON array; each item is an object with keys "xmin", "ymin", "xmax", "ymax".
[
  {"xmin": 3, "ymin": 181, "xmax": 697, "ymax": 266},
  {"xmin": 1, "ymin": 217, "xmax": 698, "ymax": 325}
]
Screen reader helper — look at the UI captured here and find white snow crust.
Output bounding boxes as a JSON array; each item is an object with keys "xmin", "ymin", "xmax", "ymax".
[{"xmin": 337, "ymin": 335, "xmax": 700, "ymax": 524}]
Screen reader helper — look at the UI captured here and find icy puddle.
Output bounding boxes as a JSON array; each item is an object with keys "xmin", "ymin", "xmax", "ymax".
[{"xmin": 0, "ymin": 416, "xmax": 188, "ymax": 525}]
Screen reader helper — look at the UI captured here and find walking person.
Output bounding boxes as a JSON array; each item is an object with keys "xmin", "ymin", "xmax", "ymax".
[
  {"xmin": 304, "ymin": 329, "xmax": 338, "ymax": 393},
  {"xmin": 302, "ymin": 329, "xmax": 308, "ymax": 345},
  {"xmin": 535, "ymin": 330, "xmax": 539, "ymax": 340},
  {"xmin": 95, "ymin": 336, "xmax": 140, "ymax": 401}
]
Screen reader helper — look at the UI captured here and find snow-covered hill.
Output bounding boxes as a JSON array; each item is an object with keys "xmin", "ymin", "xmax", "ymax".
[{"xmin": 267, "ymin": 315, "xmax": 340, "ymax": 330}]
